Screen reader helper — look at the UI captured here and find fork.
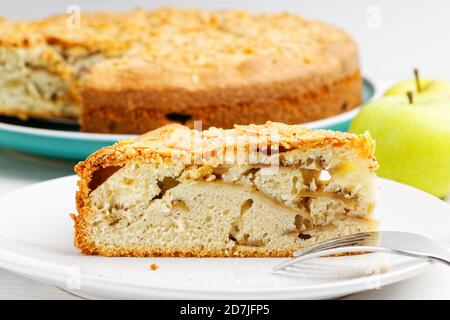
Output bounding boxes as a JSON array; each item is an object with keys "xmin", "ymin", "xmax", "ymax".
[{"xmin": 273, "ymin": 231, "xmax": 450, "ymax": 272}]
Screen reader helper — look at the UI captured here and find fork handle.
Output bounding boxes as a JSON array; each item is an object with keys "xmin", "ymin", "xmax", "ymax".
[
  {"xmin": 385, "ymin": 248, "xmax": 450, "ymax": 266},
  {"xmin": 273, "ymin": 246, "xmax": 450, "ymax": 272},
  {"xmin": 431, "ymin": 256, "xmax": 450, "ymax": 266}
]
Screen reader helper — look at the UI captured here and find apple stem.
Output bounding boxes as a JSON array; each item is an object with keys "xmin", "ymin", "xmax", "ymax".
[
  {"xmin": 414, "ymin": 68, "xmax": 421, "ymax": 92},
  {"xmin": 407, "ymin": 91, "xmax": 414, "ymax": 104}
]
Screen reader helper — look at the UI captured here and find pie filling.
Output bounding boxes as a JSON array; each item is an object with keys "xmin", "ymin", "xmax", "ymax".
[
  {"xmin": 86, "ymin": 156, "xmax": 375, "ymax": 253},
  {"xmin": 0, "ymin": 46, "xmax": 105, "ymax": 118}
]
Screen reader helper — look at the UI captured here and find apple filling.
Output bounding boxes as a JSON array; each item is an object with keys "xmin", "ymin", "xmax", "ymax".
[
  {"xmin": 85, "ymin": 152, "xmax": 376, "ymax": 255},
  {"xmin": 0, "ymin": 46, "xmax": 105, "ymax": 119}
]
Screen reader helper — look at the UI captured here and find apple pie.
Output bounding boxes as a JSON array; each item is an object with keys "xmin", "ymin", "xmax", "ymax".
[
  {"xmin": 72, "ymin": 122, "xmax": 378, "ymax": 257},
  {"xmin": 0, "ymin": 8, "xmax": 361, "ymax": 133}
]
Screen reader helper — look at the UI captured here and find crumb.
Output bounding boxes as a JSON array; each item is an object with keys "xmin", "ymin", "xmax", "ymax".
[{"xmin": 150, "ymin": 263, "xmax": 159, "ymax": 270}]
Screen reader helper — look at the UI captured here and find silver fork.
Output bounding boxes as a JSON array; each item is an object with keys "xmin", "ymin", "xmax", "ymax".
[{"xmin": 273, "ymin": 231, "xmax": 450, "ymax": 272}]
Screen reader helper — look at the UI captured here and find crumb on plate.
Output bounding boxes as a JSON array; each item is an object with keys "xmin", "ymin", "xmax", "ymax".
[{"xmin": 150, "ymin": 263, "xmax": 159, "ymax": 270}]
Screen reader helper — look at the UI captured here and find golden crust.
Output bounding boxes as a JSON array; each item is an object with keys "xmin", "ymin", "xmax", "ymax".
[
  {"xmin": 75, "ymin": 122, "xmax": 375, "ymax": 178},
  {"xmin": 73, "ymin": 243, "xmax": 341, "ymax": 258},
  {"xmin": 73, "ymin": 122, "xmax": 376, "ymax": 256},
  {"xmin": 80, "ymin": 17, "xmax": 358, "ymax": 92},
  {"xmin": 77, "ymin": 9, "xmax": 360, "ymax": 132},
  {"xmin": 81, "ymin": 70, "xmax": 361, "ymax": 133},
  {"xmin": 1, "ymin": 8, "xmax": 358, "ymax": 66}
]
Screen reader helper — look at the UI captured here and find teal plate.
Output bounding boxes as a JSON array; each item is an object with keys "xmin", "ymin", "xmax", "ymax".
[{"xmin": 0, "ymin": 78, "xmax": 375, "ymax": 160}]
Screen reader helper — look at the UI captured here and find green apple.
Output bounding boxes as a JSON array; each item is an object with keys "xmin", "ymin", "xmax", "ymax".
[{"xmin": 350, "ymin": 83, "xmax": 450, "ymax": 198}]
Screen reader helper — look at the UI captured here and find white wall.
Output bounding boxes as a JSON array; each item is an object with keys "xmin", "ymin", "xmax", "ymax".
[{"xmin": 2, "ymin": 0, "xmax": 449, "ymax": 82}]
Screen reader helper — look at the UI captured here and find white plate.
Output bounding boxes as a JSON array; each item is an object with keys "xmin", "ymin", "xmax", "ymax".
[{"xmin": 0, "ymin": 176, "xmax": 448, "ymax": 299}]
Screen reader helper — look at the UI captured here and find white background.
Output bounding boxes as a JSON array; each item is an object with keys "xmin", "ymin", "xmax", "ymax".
[{"xmin": 0, "ymin": 0, "xmax": 449, "ymax": 299}]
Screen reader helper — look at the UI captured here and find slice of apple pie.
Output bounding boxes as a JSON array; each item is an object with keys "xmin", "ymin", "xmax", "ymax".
[{"xmin": 73, "ymin": 122, "xmax": 378, "ymax": 257}]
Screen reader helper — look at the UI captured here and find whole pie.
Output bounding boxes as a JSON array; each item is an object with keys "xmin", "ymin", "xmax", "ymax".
[{"xmin": 0, "ymin": 8, "xmax": 361, "ymax": 133}]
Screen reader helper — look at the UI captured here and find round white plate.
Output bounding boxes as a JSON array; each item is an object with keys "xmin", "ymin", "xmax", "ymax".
[{"xmin": 0, "ymin": 176, "xmax": 448, "ymax": 299}]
